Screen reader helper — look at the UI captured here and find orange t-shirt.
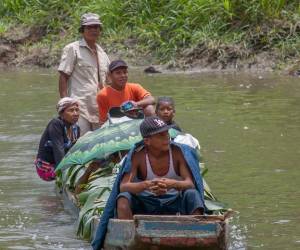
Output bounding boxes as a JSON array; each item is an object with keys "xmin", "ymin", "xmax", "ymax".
[{"xmin": 96, "ymin": 83, "xmax": 150, "ymax": 122}]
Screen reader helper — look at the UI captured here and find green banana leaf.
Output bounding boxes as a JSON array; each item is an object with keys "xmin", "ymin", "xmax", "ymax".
[
  {"xmin": 56, "ymin": 119, "xmax": 143, "ymax": 172},
  {"xmin": 56, "ymin": 117, "xmax": 181, "ymax": 173},
  {"xmin": 77, "ymin": 186, "xmax": 111, "ymax": 239}
]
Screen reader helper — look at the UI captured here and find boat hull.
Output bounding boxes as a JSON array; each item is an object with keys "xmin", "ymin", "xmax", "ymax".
[
  {"xmin": 57, "ymin": 188, "xmax": 229, "ymax": 250},
  {"xmin": 103, "ymin": 215, "xmax": 229, "ymax": 250}
]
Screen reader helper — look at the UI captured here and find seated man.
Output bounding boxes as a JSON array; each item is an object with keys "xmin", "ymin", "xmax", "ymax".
[
  {"xmin": 96, "ymin": 59, "xmax": 155, "ymax": 125},
  {"xmin": 117, "ymin": 116, "xmax": 204, "ymax": 219},
  {"xmin": 92, "ymin": 116, "xmax": 205, "ymax": 250}
]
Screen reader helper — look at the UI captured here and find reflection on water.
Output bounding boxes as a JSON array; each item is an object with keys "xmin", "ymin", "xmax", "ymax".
[{"xmin": 0, "ymin": 69, "xmax": 300, "ymax": 249}]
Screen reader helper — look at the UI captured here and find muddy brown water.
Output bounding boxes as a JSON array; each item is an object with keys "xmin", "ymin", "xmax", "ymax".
[{"xmin": 0, "ymin": 69, "xmax": 299, "ymax": 250}]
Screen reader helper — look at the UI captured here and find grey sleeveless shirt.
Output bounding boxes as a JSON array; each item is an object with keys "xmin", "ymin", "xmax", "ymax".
[{"xmin": 143, "ymin": 147, "xmax": 182, "ymax": 196}]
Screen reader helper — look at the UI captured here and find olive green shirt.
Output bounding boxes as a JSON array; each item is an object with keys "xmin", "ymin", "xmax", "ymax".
[{"xmin": 58, "ymin": 38, "xmax": 110, "ymax": 123}]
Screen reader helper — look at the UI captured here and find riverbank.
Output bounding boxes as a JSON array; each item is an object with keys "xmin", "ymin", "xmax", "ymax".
[
  {"xmin": 1, "ymin": 1, "xmax": 300, "ymax": 74},
  {"xmin": 0, "ymin": 27, "xmax": 298, "ymax": 74}
]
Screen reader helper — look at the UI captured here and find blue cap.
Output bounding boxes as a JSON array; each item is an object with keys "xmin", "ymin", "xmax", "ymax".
[{"xmin": 109, "ymin": 59, "xmax": 128, "ymax": 72}]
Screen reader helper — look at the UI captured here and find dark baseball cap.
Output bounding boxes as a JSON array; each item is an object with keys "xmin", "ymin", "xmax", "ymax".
[
  {"xmin": 140, "ymin": 116, "xmax": 173, "ymax": 138},
  {"xmin": 109, "ymin": 59, "xmax": 128, "ymax": 72}
]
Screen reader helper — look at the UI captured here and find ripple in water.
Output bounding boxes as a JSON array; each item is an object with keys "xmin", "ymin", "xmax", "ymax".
[{"xmin": 228, "ymin": 214, "xmax": 247, "ymax": 250}]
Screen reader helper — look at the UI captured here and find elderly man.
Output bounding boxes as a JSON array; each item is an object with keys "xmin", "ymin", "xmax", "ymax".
[{"xmin": 58, "ymin": 13, "xmax": 110, "ymax": 135}]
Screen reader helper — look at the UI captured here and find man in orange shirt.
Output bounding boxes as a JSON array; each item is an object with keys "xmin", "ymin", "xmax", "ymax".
[{"xmin": 96, "ymin": 59, "xmax": 155, "ymax": 125}]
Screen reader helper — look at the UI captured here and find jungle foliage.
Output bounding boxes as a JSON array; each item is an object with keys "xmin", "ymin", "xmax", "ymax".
[{"xmin": 1, "ymin": 0, "xmax": 300, "ymax": 65}]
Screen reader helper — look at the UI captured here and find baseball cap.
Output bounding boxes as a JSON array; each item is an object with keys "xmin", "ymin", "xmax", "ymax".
[
  {"xmin": 140, "ymin": 116, "xmax": 173, "ymax": 138},
  {"xmin": 109, "ymin": 59, "xmax": 128, "ymax": 72},
  {"xmin": 80, "ymin": 13, "xmax": 102, "ymax": 26},
  {"xmin": 120, "ymin": 101, "xmax": 140, "ymax": 112}
]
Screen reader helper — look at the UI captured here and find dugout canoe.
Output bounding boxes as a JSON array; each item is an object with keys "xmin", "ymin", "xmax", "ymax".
[{"xmin": 57, "ymin": 185, "xmax": 231, "ymax": 250}]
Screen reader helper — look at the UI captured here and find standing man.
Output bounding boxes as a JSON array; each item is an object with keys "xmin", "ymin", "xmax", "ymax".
[{"xmin": 58, "ymin": 13, "xmax": 110, "ymax": 135}]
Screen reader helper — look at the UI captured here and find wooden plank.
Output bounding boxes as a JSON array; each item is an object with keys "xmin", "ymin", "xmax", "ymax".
[
  {"xmin": 134, "ymin": 214, "xmax": 226, "ymax": 223},
  {"xmin": 136, "ymin": 220, "xmax": 220, "ymax": 238},
  {"xmin": 104, "ymin": 220, "xmax": 136, "ymax": 248}
]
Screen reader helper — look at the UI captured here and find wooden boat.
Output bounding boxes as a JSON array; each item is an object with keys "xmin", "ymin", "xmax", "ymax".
[
  {"xmin": 57, "ymin": 185, "xmax": 231, "ymax": 250},
  {"xmin": 56, "ymin": 112, "xmax": 231, "ymax": 249}
]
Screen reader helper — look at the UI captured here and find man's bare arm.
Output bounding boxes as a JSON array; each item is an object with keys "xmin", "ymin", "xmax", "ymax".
[
  {"xmin": 136, "ymin": 95, "xmax": 155, "ymax": 108},
  {"xmin": 58, "ymin": 71, "xmax": 70, "ymax": 98},
  {"xmin": 120, "ymin": 152, "xmax": 153, "ymax": 194}
]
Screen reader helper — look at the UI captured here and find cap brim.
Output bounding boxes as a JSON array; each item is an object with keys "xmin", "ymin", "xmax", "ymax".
[
  {"xmin": 82, "ymin": 21, "xmax": 102, "ymax": 26},
  {"xmin": 146, "ymin": 124, "xmax": 175, "ymax": 137},
  {"xmin": 109, "ymin": 65, "xmax": 128, "ymax": 72}
]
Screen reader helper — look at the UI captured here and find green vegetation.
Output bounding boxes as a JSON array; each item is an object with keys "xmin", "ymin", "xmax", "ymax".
[{"xmin": 0, "ymin": 0, "xmax": 300, "ymax": 68}]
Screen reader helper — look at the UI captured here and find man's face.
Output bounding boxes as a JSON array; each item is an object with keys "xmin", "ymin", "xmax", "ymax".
[
  {"xmin": 145, "ymin": 131, "xmax": 170, "ymax": 152},
  {"xmin": 61, "ymin": 104, "xmax": 80, "ymax": 124},
  {"xmin": 109, "ymin": 67, "xmax": 128, "ymax": 90},
  {"xmin": 82, "ymin": 25, "xmax": 101, "ymax": 42},
  {"xmin": 156, "ymin": 102, "xmax": 175, "ymax": 124}
]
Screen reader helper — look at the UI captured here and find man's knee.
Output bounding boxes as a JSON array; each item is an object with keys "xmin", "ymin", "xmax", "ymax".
[
  {"xmin": 117, "ymin": 193, "xmax": 134, "ymax": 219},
  {"xmin": 117, "ymin": 197, "xmax": 130, "ymax": 211},
  {"xmin": 182, "ymin": 189, "xmax": 204, "ymax": 215},
  {"xmin": 183, "ymin": 189, "xmax": 199, "ymax": 199}
]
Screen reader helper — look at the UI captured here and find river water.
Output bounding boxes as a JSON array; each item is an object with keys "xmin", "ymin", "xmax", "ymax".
[{"xmin": 0, "ymin": 69, "xmax": 299, "ymax": 250}]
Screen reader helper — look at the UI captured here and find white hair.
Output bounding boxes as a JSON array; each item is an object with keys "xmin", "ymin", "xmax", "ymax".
[{"xmin": 56, "ymin": 97, "xmax": 79, "ymax": 114}]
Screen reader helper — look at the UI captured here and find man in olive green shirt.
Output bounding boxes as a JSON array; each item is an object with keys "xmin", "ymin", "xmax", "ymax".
[{"xmin": 58, "ymin": 13, "xmax": 110, "ymax": 135}]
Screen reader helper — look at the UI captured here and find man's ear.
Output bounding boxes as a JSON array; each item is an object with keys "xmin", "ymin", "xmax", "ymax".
[
  {"xmin": 106, "ymin": 72, "xmax": 112, "ymax": 85},
  {"xmin": 144, "ymin": 138, "xmax": 150, "ymax": 146}
]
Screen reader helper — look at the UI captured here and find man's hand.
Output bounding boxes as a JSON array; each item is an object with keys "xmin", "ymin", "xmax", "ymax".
[
  {"xmin": 98, "ymin": 82, "xmax": 104, "ymax": 90},
  {"xmin": 130, "ymin": 101, "xmax": 138, "ymax": 108},
  {"xmin": 144, "ymin": 179, "xmax": 176, "ymax": 196},
  {"xmin": 159, "ymin": 178, "xmax": 177, "ymax": 190}
]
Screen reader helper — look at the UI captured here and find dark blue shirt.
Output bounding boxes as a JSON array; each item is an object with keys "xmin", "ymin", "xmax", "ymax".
[{"xmin": 37, "ymin": 117, "xmax": 80, "ymax": 167}]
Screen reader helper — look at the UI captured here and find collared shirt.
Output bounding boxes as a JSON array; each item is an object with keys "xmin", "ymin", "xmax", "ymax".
[{"xmin": 58, "ymin": 38, "xmax": 110, "ymax": 123}]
